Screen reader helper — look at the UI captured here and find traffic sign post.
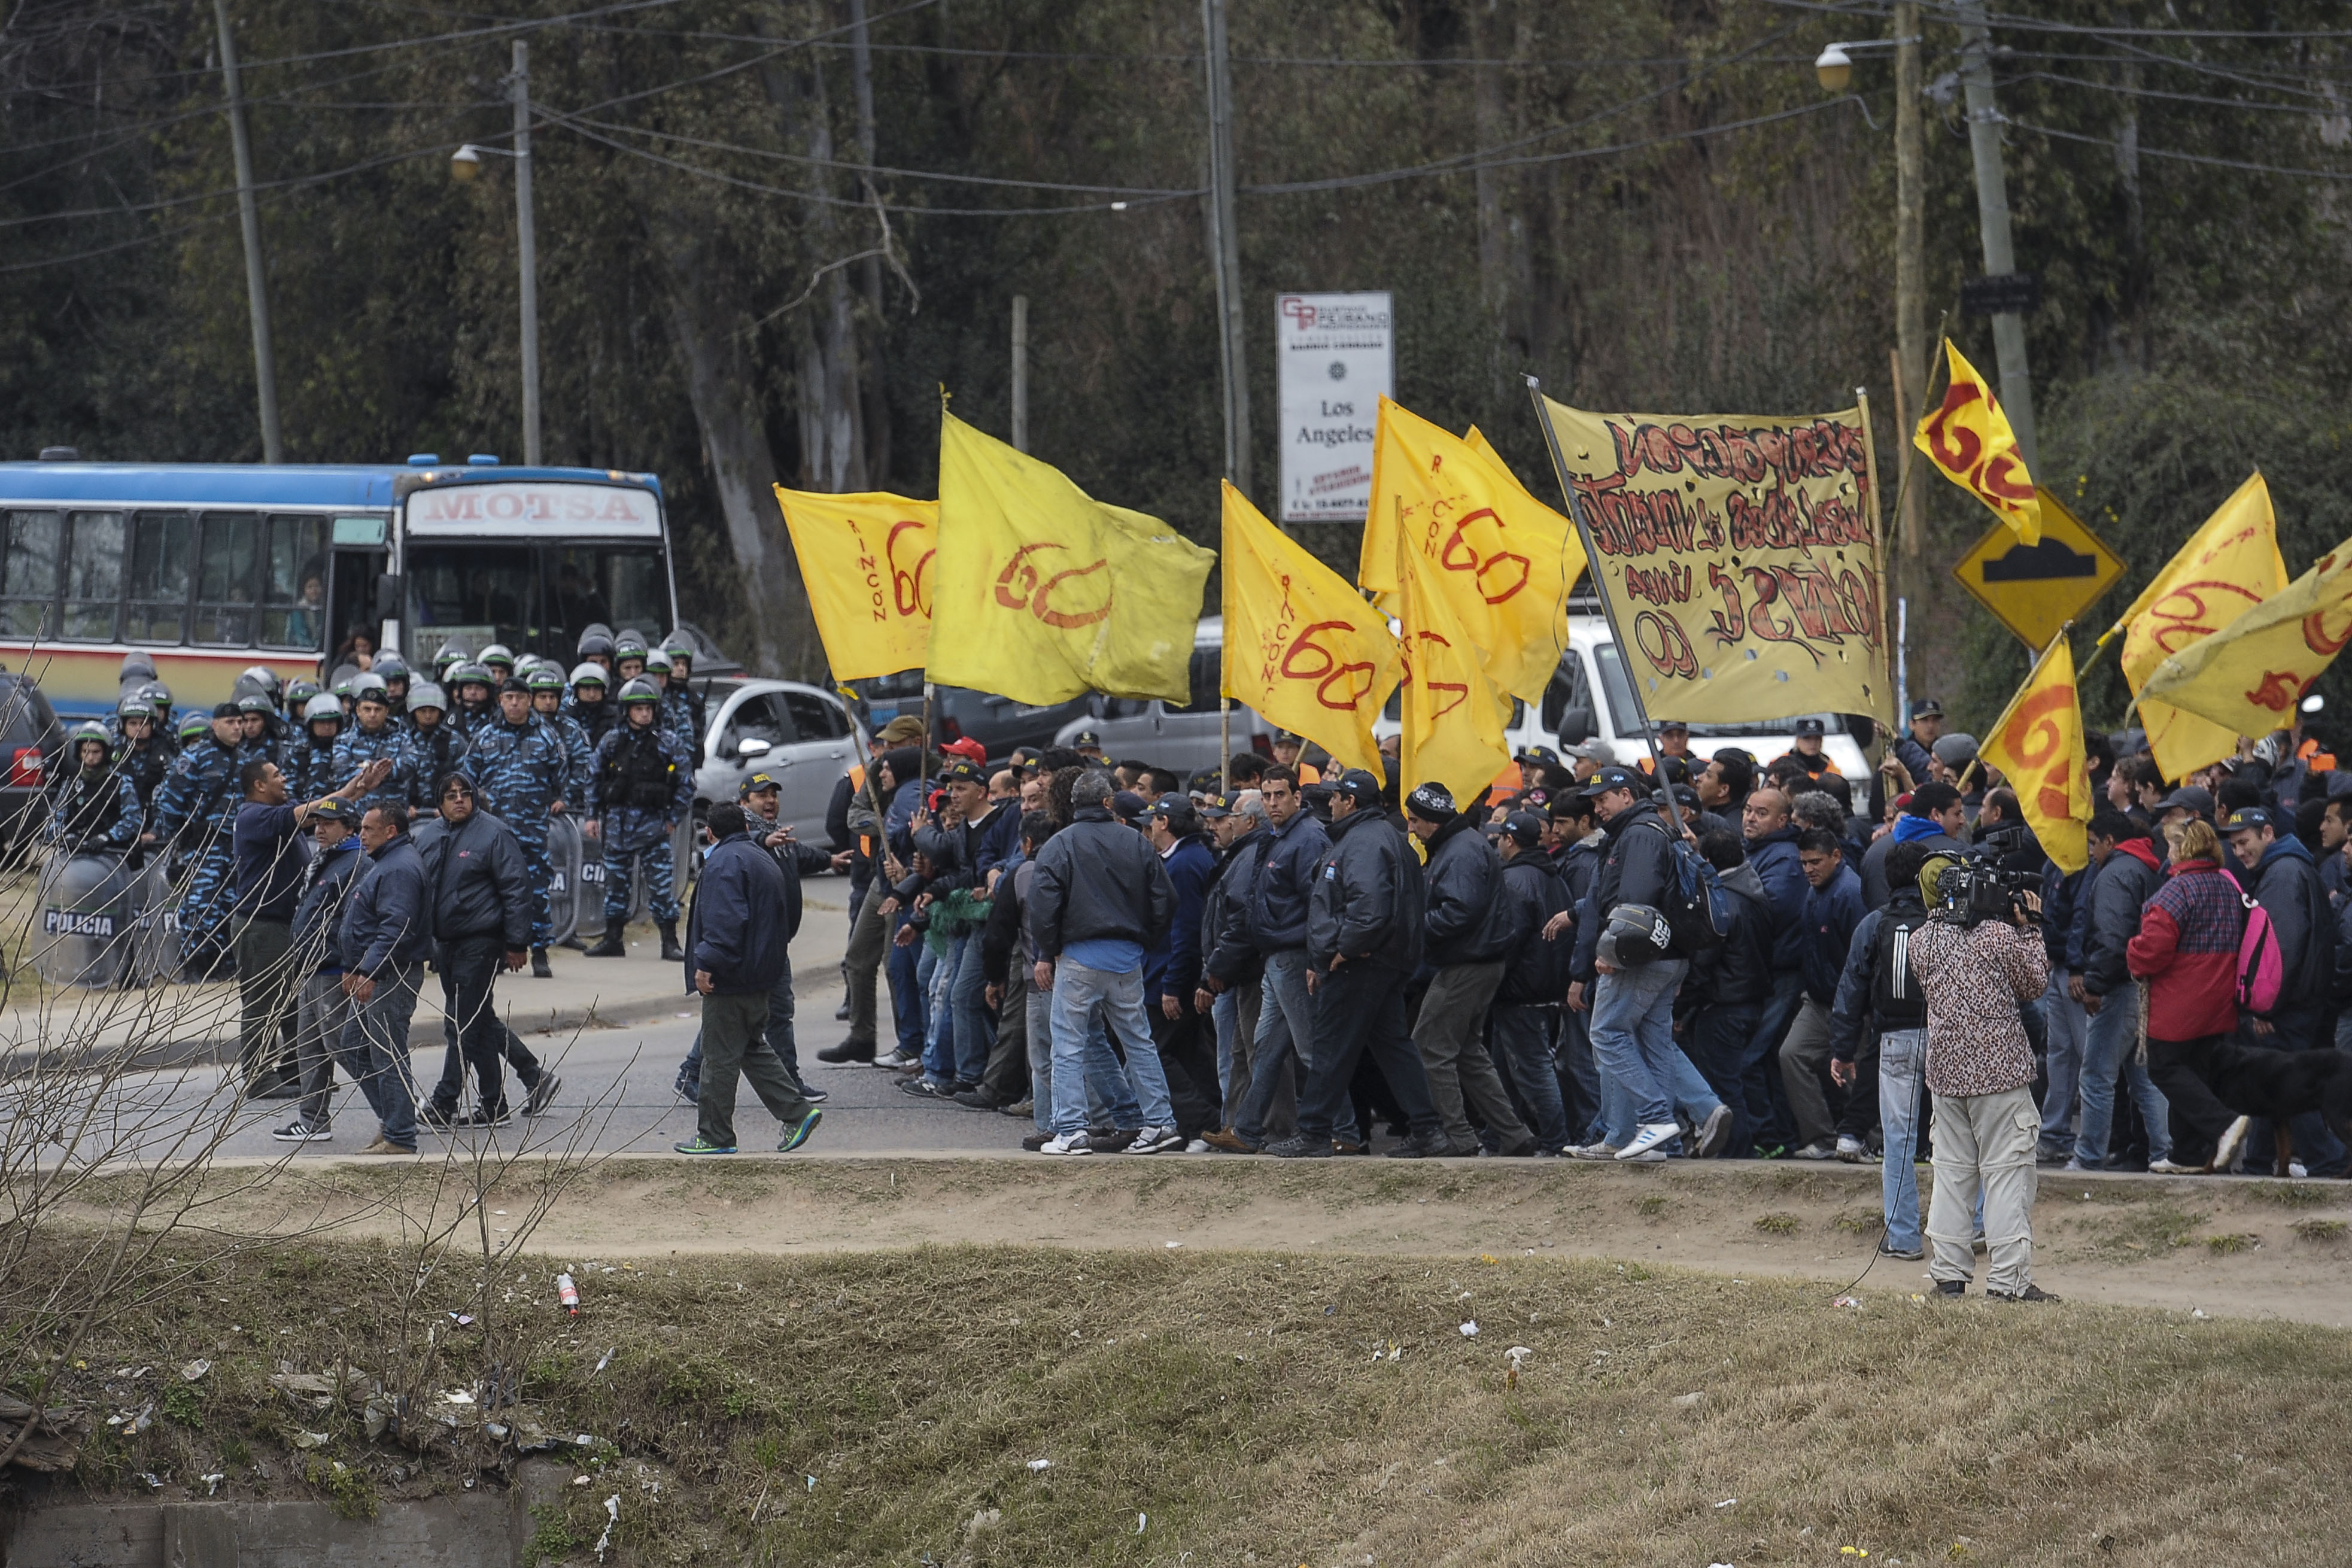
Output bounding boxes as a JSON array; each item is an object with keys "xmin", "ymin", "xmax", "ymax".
[{"xmin": 1952, "ymin": 486, "xmax": 2125, "ymax": 651}]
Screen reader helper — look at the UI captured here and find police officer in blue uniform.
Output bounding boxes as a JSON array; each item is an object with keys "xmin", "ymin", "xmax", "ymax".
[
  {"xmin": 332, "ymin": 676, "xmax": 410, "ymax": 818},
  {"xmin": 565, "ymin": 663, "xmax": 615, "ymax": 751},
  {"xmin": 50, "ymin": 722, "xmax": 142, "ymax": 854},
  {"xmin": 288, "ymin": 693, "xmax": 345, "ymax": 800},
  {"xmin": 660, "ymin": 631, "xmax": 710, "ymax": 746},
  {"xmin": 584, "ymin": 677, "xmax": 692, "ymax": 962},
  {"xmin": 113, "ymin": 693, "xmax": 174, "ymax": 819},
  {"xmin": 463, "ymin": 676, "xmax": 575, "ymax": 973},
  {"xmin": 146, "ymin": 702, "xmax": 248, "ymax": 980},
  {"xmin": 400, "ymin": 680, "xmax": 470, "ymax": 816}
]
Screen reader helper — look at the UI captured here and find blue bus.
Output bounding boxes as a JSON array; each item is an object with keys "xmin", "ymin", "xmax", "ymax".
[{"xmin": 0, "ymin": 453, "xmax": 680, "ymax": 717}]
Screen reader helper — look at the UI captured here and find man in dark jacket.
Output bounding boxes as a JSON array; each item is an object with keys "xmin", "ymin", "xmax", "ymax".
[
  {"xmin": 414, "ymin": 772, "xmax": 548, "ymax": 1129},
  {"xmin": 272, "ymin": 796, "xmax": 369, "ymax": 1144},
  {"xmin": 2073, "ymin": 812, "xmax": 2174, "ymax": 1171},
  {"xmin": 1573, "ymin": 766, "xmax": 1691, "ymax": 1160},
  {"xmin": 1828, "ymin": 841, "xmax": 1936, "ymax": 1256},
  {"xmin": 1244, "ymin": 767, "xmax": 1333, "ymax": 1142},
  {"xmin": 1682, "ymin": 829, "xmax": 1774, "ymax": 1157},
  {"xmin": 676, "ymin": 803, "xmax": 823, "ymax": 1155},
  {"xmin": 1779, "ymin": 828, "xmax": 1867, "ymax": 1160},
  {"xmin": 1546, "ymin": 794, "xmax": 1606, "ymax": 1142},
  {"xmin": 1267, "ymin": 769, "xmax": 1445, "ymax": 1159},
  {"xmin": 2225, "ymin": 805, "xmax": 2347, "ymax": 1174},
  {"xmin": 1403, "ymin": 782, "xmax": 1534, "ymax": 1156},
  {"xmin": 1198, "ymin": 794, "xmax": 1278, "ymax": 1152},
  {"xmin": 333, "ymin": 803, "xmax": 433, "ymax": 1154},
  {"xmin": 1739, "ymin": 785, "xmax": 1808, "ymax": 1155},
  {"xmin": 1490, "ymin": 813, "xmax": 1573, "ymax": 1153},
  {"xmin": 1143, "ymin": 797, "xmax": 1222, "ymax": 1144},
  {"xmin": 1861, "ymin": 782, "xmax": 1967, "ymax": 908},
  {"xmin": 1027, "ymin": 770, "xmax": 1178, "ymax": 1155}
]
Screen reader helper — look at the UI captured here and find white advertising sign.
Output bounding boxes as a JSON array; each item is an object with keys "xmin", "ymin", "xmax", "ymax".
[
  {"xmin": 404, "ymin": 480, "xmax": 662, "ymax": 537},
  {"xmin": 1278, "ymin": 291, "xmax": 1393, "ymax": 524}
]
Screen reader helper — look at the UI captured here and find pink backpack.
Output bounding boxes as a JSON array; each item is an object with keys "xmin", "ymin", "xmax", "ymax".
[{"xmin": 2236, "ymin": 894, "xmax": 2283, "ymax": 1014}]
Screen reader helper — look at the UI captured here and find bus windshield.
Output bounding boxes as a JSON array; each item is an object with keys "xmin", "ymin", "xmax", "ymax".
[{"xmin": 406, "ymin": 542, "xmax": 669, "ymax": 667}]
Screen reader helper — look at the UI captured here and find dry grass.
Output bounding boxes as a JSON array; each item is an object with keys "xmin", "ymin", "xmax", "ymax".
[{"xmin": 19, "ymin": 1236, "xmax": 2352, "ymax": 1567}]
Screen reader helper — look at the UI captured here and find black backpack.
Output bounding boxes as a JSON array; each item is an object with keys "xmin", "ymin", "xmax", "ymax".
[{"xmin": 1870, "ymin": 903, "xmax": 1932, "ymax": 1028}]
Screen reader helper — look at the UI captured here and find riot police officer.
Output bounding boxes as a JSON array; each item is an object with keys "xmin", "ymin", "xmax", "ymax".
[
  {"xmin": 333, "ymin": 676, "xmax": 409, "ymax": 816},
  {"xmin": 373, "ymin": 652, "xmax": 412, "ymax": 724},
  {"xmin": 147, "ymin": 703, "xmax": 248, "ymax": 980},
  {"xmin": 566, "ymin": 664, "xmax": 615, "ymax": 750},
  {"xmin": 660, "ymin": 631, "xmax": 710, "ymax": 744},
  {"xmin": 613, "ymin": 629, "xmax": 649, "ymax": 684},
  {"xmin": 402, "ymin": 681, "xmax": 469, "ymax": 815},
  {"xmin": 449, "ymin": 661, "xmax": 497, "ymax": 741},
  {"xmin": 576, "ymin": 624, "xmax": 615, "ymax": 680},
  {"xmin": 288, "ymin": 693, "xmax": 345, "ymax": 800},
  {"xmin": 113, "ymin": 693, "xmax": 174, "ymax": 815},
  {"xmin": 50, "ymin": 722, "xmax": 142, "ymax": 855},
  {"xmin": 235, "ymin": 691, "xmax": 281, "ymax": 765},
  {"xmin": 463, "ymin": 677, "xmax": 574, "ymax": 973},
  {"xmin": 584, "ymin": 677, "xmax": 691, "ymax": 962},
  {"xmin": 531, "ymin": 665, "xmax": 592, "ymax": 804}
]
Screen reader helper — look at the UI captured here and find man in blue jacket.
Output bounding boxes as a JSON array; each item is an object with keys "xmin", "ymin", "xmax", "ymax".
[
  {"xmin": 1740, "ymin": 785, "xmax": 1807, "ymax": 1156},
  {"xmin": 1241, "ymin": 767, "xmax": 1351, "ymax": 1149},
  {"xmin": 675, "ymin": 802, "xmax": 824, "ymax": 1156},
  {"xmin": 1144, "ymin": 796, "xmax": 1221, "ymax": 1145},
  {"xmin": 414, "ymin": 773, "xmax": 549, "ymax": 1129},
  {"xmin": 272, "ymin": 797, "xmax": 367, "ymax": 1143},
  {"xmin": 334, "ymin": 803, "xmax": 433, "ymax": 1154},
  {"xmin": 1779, "ymin": 828, "xmax": 1866, "ymax": 1160},
  {"xmin": 1403, "ymin": 782, "xmax": 1533, "ymax": 1157}
]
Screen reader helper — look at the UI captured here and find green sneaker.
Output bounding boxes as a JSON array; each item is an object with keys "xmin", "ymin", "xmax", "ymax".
[
  {"xmin": 778, "ymin": 1108, "xmax": 823, "ymax": 1153},
  {"xmin": 673, "ymin": 1137, "xmax": 736, "ymax": 1155}
]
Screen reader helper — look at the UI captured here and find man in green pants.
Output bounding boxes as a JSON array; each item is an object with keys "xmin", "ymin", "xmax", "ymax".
[{"xmin": 674, "ymin": 801, "xmax": 823, "ymax": 1156}]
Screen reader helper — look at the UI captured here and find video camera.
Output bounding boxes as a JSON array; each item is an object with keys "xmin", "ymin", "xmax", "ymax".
[{"xmin": 1929, "ymin": 849, "xmax": 2040, "ymax": 928}]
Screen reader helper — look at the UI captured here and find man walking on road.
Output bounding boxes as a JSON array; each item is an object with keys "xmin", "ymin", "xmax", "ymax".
[
  {"xmin": 1402, "ymin": 781, "xmax": 1534, "ymax": 1156},
  {"xmin": 335, "ymin": 803, "xmax": 433, "ymax": 1154},
  {"xmin": 414, "ymin": 772, "xmax": 556, "ymax": 1128},
  {"xmin": 674, "ymin": 802, "xmax": 824, "ymax": 1156},
  {"xmin": 271, "ymin": 796, "xmax": 367, "ymax": 1143},
  {"xmin": 1268, "ymin": 769, "xmax": 1447, "ymax": 1160}
]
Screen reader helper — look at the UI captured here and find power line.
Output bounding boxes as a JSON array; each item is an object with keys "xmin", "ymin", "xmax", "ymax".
[
  {"xmin": 1757, "ymin": 0, "xmax": 2352, "ymax": 41},
  {"xmin": 1996, "ymin": 68, "xmax": 2347, "ymax": 118},
  {"xmin": 2007, "ymin": 114, "xmax": 2352, "ymax": 182}
]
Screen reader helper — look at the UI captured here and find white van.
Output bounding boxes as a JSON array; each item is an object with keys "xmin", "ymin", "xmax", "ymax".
[{"xmin": 1373, "ymin": 612, "xmax": 1872, "ymax": 782}]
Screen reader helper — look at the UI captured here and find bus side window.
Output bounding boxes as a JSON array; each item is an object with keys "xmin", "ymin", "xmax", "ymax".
[
  {"xmin": 262, "ymin": 515, "xmax": 327, "ymax": 650},
  {"xmin": 63, "ymin": 512, "xmax": 124, "ymax": 641},
  {"xmin": 126, "ymin": 512, "xmax": 192, "ymax": 645},
  {"xmin": 0, "ymin": 510, "xmax": 61, "ymax": 639},
  {"xmin": 195, "ymin": 512, "xmax": 260, "ymax": 647}
]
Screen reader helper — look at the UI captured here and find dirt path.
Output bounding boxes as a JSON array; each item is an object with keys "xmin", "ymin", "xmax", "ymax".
[{"xmin": 177, "ymin": 1153, "xmax": 2352, "ymax": 1326}]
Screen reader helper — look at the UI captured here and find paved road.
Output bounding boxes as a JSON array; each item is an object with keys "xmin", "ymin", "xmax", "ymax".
[{"xmin": 74, "ymin": 968, "xmax": 1041, "ymax": 1165}]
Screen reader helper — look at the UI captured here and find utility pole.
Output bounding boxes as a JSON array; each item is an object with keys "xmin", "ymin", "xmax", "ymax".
[
  {"xmin": 1952, "ymin": 0, "xmax": 2037, "ymax": 473},
  {"xmin": 1893, "ymin": 1, "xmax": 1925, "ymax": 581},
  {"xmin": 1201, "ymin": 0, "xmax": 1250, "ymax": 499},
  {"xmin": 212, "ymin": 0, "xmax": 282, "ymax": 463},
  {"xmin": 512, "ymin": 38, "xmax": 542, "ymax": 466},
  {"xmin": 1011, "ymin": 296, "xmax": 1030, "ymax": 452}
]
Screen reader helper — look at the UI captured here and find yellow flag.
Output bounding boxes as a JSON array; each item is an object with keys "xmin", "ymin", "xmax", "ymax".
[
  {"xmin": 1359, "ymin": 397, "xmax": 1584, "ymax": 706},
  {"xmin": 1978, "ymin": 635, "xmax": 2093, "ymax": 874},
  {"xmin": 1218, "ymin": 482, "xmax": 1398, "ymax": 778},
  {"xmin": 1395, "ymin": 513, "xmax": 1512, "ymax": 807},
  {"xmin": 1914, "ymin": 341, "xmax": 2042, "ymax": 545},
  {"xmin": 930, "ymin": 411, "xmax": 1215, "ymax": 707},
  {"xmin": 2137, "ymin": 536, "xmax": 2352, "ymax": 740},
  {"xmin": 2114, "ymin": 473, "xmax": 2289, "ymax": 779},
  {"xmin": 771, "ymin": 486, "xmax": 936, "ymax": 682}
]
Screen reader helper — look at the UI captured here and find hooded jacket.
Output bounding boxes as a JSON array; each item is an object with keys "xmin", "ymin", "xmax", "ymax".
[
  {"xmin": 2242, "ymin": 832, "xmax": 2329, "ymax": 1013},
  {"xmin": 1496, "ymin": 849, "xmax": 1573, "ymax": 1005},
  {"xmin": 1687, "ymin": 857, "xmax": 1774, "ymax": 1008},
  {"xmin": 1307, "ymin": 805, "xmax": 1425, "ymax": 971},
  {"xmin": 1860, "ymin": 817, "xmax": 1964, "ymax": 910},
  {"xmin": 290, "ymin": 834, "xmax": 366, "ymax": 974},
  {"xmin": 1420, "ymin": 813, "xmax": 1518, "ymax": 967},
  {"xmin": 1027, "ymin": 804, "xmax": 1175, "ymax": 959},
  {"xmin": 2126, "ymin": 859, "xmax": 2244, "ymax": 1040},
  {"xmin": 1827, "ymin": 883, "xmax": 1932, "ymax": 1060},
  {"xmin": 2081, "ymin": 836, "xmax": 2162, "ymax": 998}
]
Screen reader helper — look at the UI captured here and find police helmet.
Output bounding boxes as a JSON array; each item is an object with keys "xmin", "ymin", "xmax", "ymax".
[
  {"xmin": 434, "ymin": 640, "xmax": 471, "ymax": 671},
  {"xmin": 138, "ymin": 678, "xmax": 172, "ymax": 710},
  {"xmin": 373, "ymin": 651, "xmax": 410, "ymax": 683},
  {"xmin": 303, "ymin": 693, "xmax": 345, "ymax": 724},
  {"xmin": 451, "ymin": 662, "xmax": 492, "ymax": 690},
  {"xmin": 178, "ymin": 712, "xmax": 211, "ymax": 743},
  {"xmin": 118, "ymin": 651, "xmax": 158, "ymax": 685},
  {"xmin": 617, "ymin": 677, "xmax": 661, "ymax": 707},
  {"xmin": 235, "ymin": 691, "xmax": 274, "ymax": 716},
  {"xmin": 69, "ymin": 719, "xmax": 111, "ymax": 753},
  {"xmin": 406, "ymin": 681, "xmax": 447, "ymax": 714},
  {"xmin": 117, "ymin": 692, "xmax": 157, "ymax": 721},
  {"xmin": 577, "ymin": 623, "xmax": 615, "ymax": 660},
  {"xmin": 660, "ymin": 631, "xmax": 694, "ymax": 661},
  {"xmin": 286, "ymin": 678, "xmax": 321, "ymax": 709},
  {"xmin": 569, "ymin": 662, "xmax": 609, "ymax": 691},
  {"xmin": 526, "ymin": 665, "xmax": 564, "ymax": 692},
  {"xmin": 613, "ymin": 629, "xmax": 649, "ymax": 660},
  {"xmin": 479, "ymin": 643, "xmax": 515, "ymax": 672},
  {"xmin": 238, "ymin": 664, "xmax": 283, "ymax": 700},
  {"xmin": 352, "ymin": 674, "xmax": 390, "ymax": 705},
  {"xmin": 643, "ymin": 648, "xmax": 673, "ymax": 677}
]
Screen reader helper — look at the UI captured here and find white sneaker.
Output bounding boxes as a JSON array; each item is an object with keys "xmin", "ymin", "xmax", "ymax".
[
  {"xmin": 1695, "ymin": 1104, "xmax": 1734, "ymax": 1158},
  {"xmin": 1834, "ymin": 1134, "xmax": 1869, "ymax": 1163},
  {"xmin": 2290, "ymin": 1161, "xmax": 2310, "ymax": 1179},
  {"xmin": 1791, "ymin": 1139, "xmax": 1839, "ymax": 1161},
  {"xmin": 2213, "ymin": 1115, "xmax": 2252, "ymax": 1172},
  {"xmin": 1125, "ymin": 1126, "xmax": 1184, "ymax": 1154},
  {"xmin": 1566, "ymin": 1141, "xmax": 1618, "ymax": 1162},
  {"xmin": 1184, "ymin": 1138, "xmax": 1210, "ymax": 1154},
  {"xmin": 1616, "ymin": 1122, "xmax": 1681, "ymax": 1160},
  {"xmin": 2148, "ymin": 1158, "xmax": 2204, "ymax": 1174},
  {"xmin": 2061, "ymin": 1158, "xmax": 2090, "ymax": 1172},
  {"xmin": 1039, "ymin": 1131, "xmax": 1092, "ymax": 1156},
  {"xmin": 1616, "ymin": 1147, "xmax": 1667, "ymax": 1163}
]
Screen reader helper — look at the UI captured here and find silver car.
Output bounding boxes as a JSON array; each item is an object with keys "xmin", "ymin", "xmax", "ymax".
[{"xmin": 693, "ymin": 679, "xmax": 868, "ymax": 845}]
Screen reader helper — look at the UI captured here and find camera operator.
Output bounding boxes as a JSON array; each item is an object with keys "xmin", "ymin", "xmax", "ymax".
[{"xmin": 1905, "ymin": 854, "xmax": 2059, "ymax": 1302}]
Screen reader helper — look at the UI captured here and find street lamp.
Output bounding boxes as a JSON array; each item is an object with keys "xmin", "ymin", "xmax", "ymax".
[
  {"xmin": 1814, "ymin": 42, "xmax": 1856, "ymax": 92},
  {"xmin": 446, "ymin": 38, "xmax": 542, "ymax": 466}
]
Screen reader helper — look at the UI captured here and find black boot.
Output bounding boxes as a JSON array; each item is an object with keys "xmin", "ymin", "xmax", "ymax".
[
  {"xmin": 556, "ymin": 935, "xmax": 586, "ymax": 952},
  {"xmin": 657, "ymin": 919, "xmax": 684, "ymax": 963},
  {"xmin": 531, "ymin": 946, "xmax": 552, "ymax": 978},
  {"xmin": 584, "ymin": 929, "xmax": 626, "ymax": 958}
]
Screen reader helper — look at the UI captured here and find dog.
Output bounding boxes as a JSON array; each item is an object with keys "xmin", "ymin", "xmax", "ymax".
[{"xmin": 2177, "ymin": 1034, "xmax": 2352, "ymax": 1176}]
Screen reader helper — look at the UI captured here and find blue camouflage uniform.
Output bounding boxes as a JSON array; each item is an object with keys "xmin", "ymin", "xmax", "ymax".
[
  {"xmin": 147, "ymin": 735, "xmax": 246, "ymax": 970},
  {"xmin": 331, "ymin": 720, "xmax": 411, "ymax": 816},
  {"xmin": 658, "ymin": 686, "xmax": 703, "ymax": 761},
  {"xmin": 286, "ymin": 735, "xmax": 341, "ymax": 801},
  {"xmin": 587, "ymin": 719, "xmax": 692, "ymax": 926},
  {"xmin": 48, "ymin": 765, "xmax": 143, "ymax": 852},
  {"xmin": 463, "ymin": 713, "xmax": 574, "ymax": 947},
  {"xmin": 402, "ymin": 722, "xmax": 472, "ymax": 812},
  {"xmin": 542, "ymin": 709, "xmax": 594, "ymax": 806}
]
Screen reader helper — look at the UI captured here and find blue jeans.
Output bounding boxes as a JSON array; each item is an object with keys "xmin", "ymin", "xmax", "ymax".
[
  {"xmin": 1597, "ymin": 1038, "xmax": 1723, "ymax": 1149},
  {"xmin": 947, "ymin": 931, "xmax": 993, "ymax": 1086},
  {"xmin": 329, "ymin": 964, "xmax": 423, "ymax": 1150},
  {"xmin": 1555, "ymin": 1004, "xmax": 1603, "ymax": 1144},
  {"xmin": 2040, "ymin": 969, "xmax": 2087, "ymax": 1152},
  {"xmin": 1878, "ymin": 1026, "xmax": 1926, "ymax": 1252},
  {"xmin": 1047, "ymin": 960, "xmax": 1171, "ymax": 1137},
  {"xmin": 2074, "ymin": 981, "xmax": 2171, "ymax": 1167},
  {"xmin": 1025, "ymin": 979, "xmax": 1055, "ymax": 1134},
  {"xmin": 1588, "ymin": 958, "xmax": 1691, "ymax": 1132},
  {"xmin": 1740, "ymin": 969, "xmax": 1804, "ymax": 1151},
  {"xmin": 888, "ymin": 914, "xmax": 925, "ymax": 1054},
  {"xmin": 1239, "ymin": 950, "xmax": 1358, "ymax": 1145},
  {"xmin": 918, "ymin": 940, "xmax": 952, "ymax": 1077},
  {"xmin": 1489, "ymin": 1004, "xmax": 1570, "ymax": 1150}
]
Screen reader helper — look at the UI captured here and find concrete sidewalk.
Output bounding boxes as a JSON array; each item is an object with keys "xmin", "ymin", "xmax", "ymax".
[{"xmin": 0, "ymin": 882, "xmax": 858, "ymax": 1074}]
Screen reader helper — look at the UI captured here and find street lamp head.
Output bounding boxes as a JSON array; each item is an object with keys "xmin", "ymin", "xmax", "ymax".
[
  {"xmin": 451, "ymin": 144, "xmax": 485, "ymax": 183},
  {"xmin": 1815, "ymin": 42, "xmax": 1854, "ymax": 92}
]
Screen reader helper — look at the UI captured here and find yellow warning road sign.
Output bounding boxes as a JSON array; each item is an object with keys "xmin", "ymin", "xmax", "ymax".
[{"xmin": 1953, "ymin": 487, "xmax": 2125, "ymax": 651}]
